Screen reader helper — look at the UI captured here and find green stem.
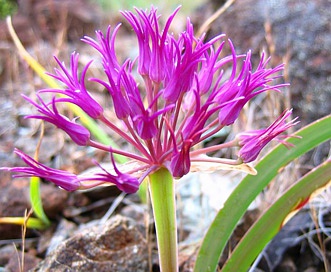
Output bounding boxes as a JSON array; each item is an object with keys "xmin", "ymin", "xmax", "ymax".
[{"xmin": 149, "ymin": 168, "xmax": 178, "ymax": 272}]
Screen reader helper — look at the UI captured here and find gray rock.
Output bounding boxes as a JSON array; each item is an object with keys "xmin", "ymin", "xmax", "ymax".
[{"xmin": 32, "ymin": 215, "xmax": 148, "ymax": 272}]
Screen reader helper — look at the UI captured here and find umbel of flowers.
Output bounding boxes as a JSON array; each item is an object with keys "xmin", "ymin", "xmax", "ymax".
[
  {"xmin": 2, "ymin": 7, "xmax": 298, "ymax": 271},
  {"xmin": 2, "ymin": 7, "xmax": 297, "ymax": 192}
]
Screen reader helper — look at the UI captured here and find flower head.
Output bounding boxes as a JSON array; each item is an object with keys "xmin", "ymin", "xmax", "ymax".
[{"xmin": 3, "ymin": 7, "xmax": 296, "ymax": 194}]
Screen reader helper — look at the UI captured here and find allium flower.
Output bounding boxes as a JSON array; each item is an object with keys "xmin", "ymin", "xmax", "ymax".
[
  {"xmin": 2, "ymin": 7, "xmax": 297, "ymax": 194},
  {"xmin": 2, "ymin": 149, "xmax": 139, "ymax": 193},
  {"xmin": 22, "ymin": 94, "xmax": 91, "ymax": 146},
  {"xmin": 40, "ymin": 53, "xmax": 104, "ymax": 119},
  {"xmin": 237, "ymin": 109, "xmax": 299, "ymax": 162},
  {"xmin": 4, "ymin": 149, "xmax": 81, "ymax": 191}
]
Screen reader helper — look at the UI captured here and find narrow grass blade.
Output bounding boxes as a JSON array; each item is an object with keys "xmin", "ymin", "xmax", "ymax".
[{"xmin": 29, "ymin": 176, "xmax": 51, "ymax": 226}]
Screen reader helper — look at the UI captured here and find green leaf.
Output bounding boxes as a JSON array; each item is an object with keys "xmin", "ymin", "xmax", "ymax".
[
  {"xmin": 194, "ymin": 115, "xmax": 331, "ymax": 272},
  {"xmin": 29, "ymin": 176, "xmax": 51, "ymax": 226},
  {"xmin": 221, "ymin": 159, "xmax": 331, "ymax": 272}
]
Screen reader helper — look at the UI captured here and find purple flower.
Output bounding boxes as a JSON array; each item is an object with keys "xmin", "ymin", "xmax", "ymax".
[
  {"xmin": 237, "ymin": 109, "xmax": 299, "ymax": 162},
  {"xmin": 92, "ymin": 59, "xmax": 133, "ymax": 120},
  {"xmin": 1, "ymin": 149, "xmax": 139, "ymax": 194},
  {"xmin": 121, "ymin": 7, "xmax": 180, "ymax": 82},
  {"xmin": 23, "ymin": 94, "xmax": 91, "ymax": 146},
  {"xmin": 3, "ymin": 7, "xmax": 295, "ymax": 194},
  {"xmin": 82, "ymin": 25, "xmax": 122, "ymax": 82},
  {"xmin": 216, "ymin": 45, "xmax": 286, "ymax": 126},
  {"xmin": 91, "ymin": 154, "xmax": 140, "ymax": 194},
  {"xmin": 1, "ymin": 149, "xmax": 80, "ymax": 191},
  {"xmin": 170, "ymin": 139, "xmax": 193, "ymax": 178},
  {"xmin": 40, "ymin": 53, "xmax": 104, "ymax": 119}
]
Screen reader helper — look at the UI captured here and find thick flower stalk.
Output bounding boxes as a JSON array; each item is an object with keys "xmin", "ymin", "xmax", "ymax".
[{"xmin": 2, "ymin": 7, "xmax": 295, "ymax": 193}]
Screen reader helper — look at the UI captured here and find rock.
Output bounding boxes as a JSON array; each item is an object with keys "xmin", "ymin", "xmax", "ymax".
[
  {"xmin": 32, "ymin": 215, "xmax": 149, "ymax": 271},
  {"xmin": 38, "ymin": 218, "xmax": 77, "ymax": 256}
]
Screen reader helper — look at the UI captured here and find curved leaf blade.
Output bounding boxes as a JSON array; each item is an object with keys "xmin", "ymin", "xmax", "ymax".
[
  {"xmin": 29, "ymin": 176, "xmax": 51, "ymax": 226},
  {"xmin": 194, "ymin": 115, "xmax": 331, "ymax": 272},
  {"xmin": 221, "ymin": 159, "xmax": 331, "ymax": 272}
]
